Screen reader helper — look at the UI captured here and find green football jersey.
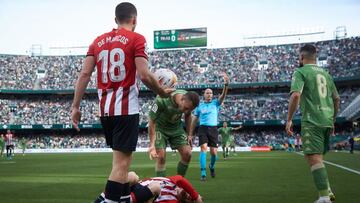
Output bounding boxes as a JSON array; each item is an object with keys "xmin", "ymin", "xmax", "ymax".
[
  {"xmin": 0, "ymin": 137, "xmax": 4, "ymax": 146},
  {"xmin": 219, "ymin": 127, "xmax": 232, "ymax": 141},
  {"xmin": 19, "ymin": 138, "xmax": 27, "ymax": 148},
  {"xmin": 290, "ymin": 64, "xmax": 339, "ymax": 127},
  {"xmin": 149, "ymin": 89, "xmax": 187, "ymax": 131}
]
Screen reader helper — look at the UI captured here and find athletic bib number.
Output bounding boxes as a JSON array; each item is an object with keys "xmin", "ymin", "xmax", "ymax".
[
  {"xmin": 316, "ymin": 74, "xmax": 327, "ymax": 98},
  {"xmin": 98, "ymin": 48, "xmax": 126, "ymax": 83}
]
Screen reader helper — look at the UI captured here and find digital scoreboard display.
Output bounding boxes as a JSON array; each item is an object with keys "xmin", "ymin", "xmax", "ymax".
[{"xmin": 154, "ymin": 27, "xmax": 207, "ymax": 49}]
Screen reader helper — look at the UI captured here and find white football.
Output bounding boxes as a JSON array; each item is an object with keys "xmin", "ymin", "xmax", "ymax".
[{"xmin": 154, "ymin": 69, "xmax": 178, "ymax": 88}]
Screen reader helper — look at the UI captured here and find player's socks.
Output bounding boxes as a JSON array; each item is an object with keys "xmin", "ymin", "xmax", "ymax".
[
  {"xmin": 104, "ymin": 180, "xmax": 125, "ymax": 202},
  {"xmin": 177, "ymin": 161, "xmax": 189, "ymax": 176},
  {"xmin": 222, "ymin": 149, "xmax": 226, "ymax": 159},
  {"xmin": 93, "ymin": 192, "xmax": 105, "ymax": 203},
  {"xmin": 199, "ymin": 151, "xmax": 207, "ymax": 177},
  {"xmin": 209, "ymin": 154, "xmax": 217, "ymax": 169},
  {"xmin": 120, "ymin": 183, "xmax": 131, "ymax": 203},
  {"xmin": 311, "ymin": 163, "xmax": 330, "ymax": 197},
  {"xmin": 156, "ymin": 170, "xmax": 166, "ymax": 177}
]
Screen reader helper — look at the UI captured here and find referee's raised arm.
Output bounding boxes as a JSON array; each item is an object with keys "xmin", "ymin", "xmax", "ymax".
[{"xmin": 218, "ymin": 72, "xmax": 229, "ymax": 104}]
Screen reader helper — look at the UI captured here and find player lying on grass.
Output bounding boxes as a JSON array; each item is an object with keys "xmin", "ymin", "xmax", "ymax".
[{"xmin": 95, "ymin": 171, "xmax": 203, "ymax": 203}]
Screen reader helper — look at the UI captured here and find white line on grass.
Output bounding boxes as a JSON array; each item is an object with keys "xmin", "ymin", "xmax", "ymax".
[
  {"xmin": 0, "ymin": 161, "xmax": 16, "ymax": 164},
  {"xmin": 294, "ymin": 152, "xmax": 360, "ymax": 175}
]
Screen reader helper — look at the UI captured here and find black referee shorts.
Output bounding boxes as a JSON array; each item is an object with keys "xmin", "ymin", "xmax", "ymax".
[
  {"xmin": 100, "ymin": 114, "xmax": 139, "ymax": 152},
  {"xmin": 198, "ymin": 125, "xmax": 219, "ymax": 147}
]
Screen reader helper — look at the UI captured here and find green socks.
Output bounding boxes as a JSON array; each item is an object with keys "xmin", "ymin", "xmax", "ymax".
[
  {"xmin": 156, "ymin": 170, "xmax": 166, "ymax": 177},
  {"xmin": 311, "ymin": 163, "xmax": 330, "ymax": 197},
  {"xmin": 177, "ymin": 161, "xmax": 189, "ymax": 176}
]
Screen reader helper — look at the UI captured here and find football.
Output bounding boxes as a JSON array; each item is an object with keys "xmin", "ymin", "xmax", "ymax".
[{"xmin": 154, "ymin": 68, "xmax": 178, "ymax": 88}]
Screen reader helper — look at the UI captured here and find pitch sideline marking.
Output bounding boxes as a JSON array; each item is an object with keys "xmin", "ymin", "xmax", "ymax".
[{"xmin": 295, "ymin": 152, "xmax": 360, "ymax": 175}]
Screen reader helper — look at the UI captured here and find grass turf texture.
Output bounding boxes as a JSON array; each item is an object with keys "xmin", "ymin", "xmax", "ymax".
[{"xmin": 0, "ymin": 151, "xmax": 359, "ymax": 203}]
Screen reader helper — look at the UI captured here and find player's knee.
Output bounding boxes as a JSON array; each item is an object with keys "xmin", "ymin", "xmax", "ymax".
[
  {"xmin": 305, "ymin": 154, "xmax": 322, "ymax": 166},
  {"xmin": 128, "ymin": 171, "xmax": 139, "ymax": 185},
  {"xmin": 148, "ymin": 182, "xmax": 161, "ymax": 196},
  {"xmin": 157, "ymin": 156, "xmax": 166, "ymax": 165},
  {"xmin": 181, "ymin": 150, "xmax": 192, "ymax": 163}
]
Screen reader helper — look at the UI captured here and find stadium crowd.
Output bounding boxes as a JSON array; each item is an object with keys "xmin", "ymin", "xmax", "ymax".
[
  {"xmin": 0, "ymin": 87, "xmax": 358, "ymax": 125},
  {"xmin": 1, "ymin": 37, "xmax": 359, "ymax": 90},
  {"xmin": 7, "ymin": 129, "xmax": 356, "ymax": 150}
]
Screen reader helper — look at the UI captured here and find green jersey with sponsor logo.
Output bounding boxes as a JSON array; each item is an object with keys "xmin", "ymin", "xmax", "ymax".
[
  {"xmin": 219, "ymin": 127, "xmax": 233, "ymax": 143},
  {"xmin": 290, "ymin": 64, "xmax": 338, "ymax": 127},
  {"xmin": 149, "ymin": 89, "xmax": 187, "ymax": 132}
]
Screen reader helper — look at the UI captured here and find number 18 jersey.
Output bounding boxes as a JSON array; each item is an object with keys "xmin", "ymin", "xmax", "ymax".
[
  {"xmin": 87, "ymin": 28, "xmax": 148, "ymax": 117},
  {"xmin": 290, "ymin": 64, "xmax": 339, "ymax": 127}
]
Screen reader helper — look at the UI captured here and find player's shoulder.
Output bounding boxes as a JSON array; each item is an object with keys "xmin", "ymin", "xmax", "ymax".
[
  {"xmin": 154, "ymin": 95, "xmax": 168, "ymax": 106},
  {"xmin": 119, "ymin": 29, "xmax": 145, "ymax": 41},
  {"xmin": 171, "ymin": 89, "xmax": 187, "ymax": 96},
  {"xmin": 132, "ymin": 30, "xmax": 146, "ymax": 39}
]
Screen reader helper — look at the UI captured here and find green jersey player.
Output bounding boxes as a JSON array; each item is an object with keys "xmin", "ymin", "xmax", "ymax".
[
  {"xmin": 0, "ymin": 134, "xmax": 4, "ymax": 157},
  {"xmin": 148, "ymin": 90, "xmax": 200, "ymax": 177},
  {"xmin": 286, "ymin": 44, "xmax": 340, "ymax": 203},
  {"xmin": 19, "ymin": 137, "xmax": 27, "ymax": 156},
  {"xmin": 218, "ymin": 122, "xmax": 242, "ymax": 159}
]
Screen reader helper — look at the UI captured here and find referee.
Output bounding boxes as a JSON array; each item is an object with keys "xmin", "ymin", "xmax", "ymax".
[{"xmin": 189, "ymin": 73, "xmax": 229, "ymax": 181}]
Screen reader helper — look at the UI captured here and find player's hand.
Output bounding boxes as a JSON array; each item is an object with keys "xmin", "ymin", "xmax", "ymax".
[
  {"xmin": 194, "ymin": 195, "xmax": 203, "ymax": 203},
  {"xmin": 187, "ymin": 135, "xmax": 193, "ymax": 147},
  {"xmin": 285, "ymin": 120, "xmax": 293, "ymax": 136},
  {"xmin": 222, "ymin": 72, "xmax": 229, "ymax": 84},
  {"xmin": 148, "ymin": 145, "xmax": 158, "ymax": 160},
  {"xmin": 71, "ymin": 107, "xmax": 81, "ymax": 132},
  {"xmin": 158, "ymin": 88, "xmax": 175, "ymax": 98}
]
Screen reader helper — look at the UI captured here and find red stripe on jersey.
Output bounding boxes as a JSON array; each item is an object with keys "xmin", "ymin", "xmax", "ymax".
[
  {"xmin": 121, "ymin": 87, "xmax": 129, "ymax": 115},
  {"xmin": 109, "ymin": 88, "xmax": 117, "ymax": 116},
  {"xmin": 100, "ymin": 90, "xmax": 107, "ymax": 117}
]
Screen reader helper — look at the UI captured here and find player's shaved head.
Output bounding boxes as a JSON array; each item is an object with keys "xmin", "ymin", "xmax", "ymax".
[
  {"xmin": 300, "ymin": 44, "xmax": 317, "ymax": 60},
  {"xmin": 204, "ymin": 88, "xmax": 213, "ymax": 102},
  {"xmin": 115, "ymin": 2, "xmax": 137, "ymax": 24}
]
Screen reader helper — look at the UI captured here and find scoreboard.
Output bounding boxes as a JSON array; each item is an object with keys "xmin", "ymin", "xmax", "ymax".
[{"xmin": 154, "ymin": 27, "xmax": 207, "ymax": 49}]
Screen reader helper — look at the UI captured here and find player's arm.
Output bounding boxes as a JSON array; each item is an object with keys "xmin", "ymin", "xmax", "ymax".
[
  {"xmin": 218, "ymin": 72, "xmax": 230, "ymax": 104},
  {"xmin": 147, "ymin": 98, "xmax": 162, "ymax": 160},
  {"xmin": 232, "ymin": 125, "xmax": 243, "ymax": 131},
  {"xmin": 189, "ymin": 115, "xmax": 199, "ymax": 138},
  {"xmin": 184, "ymin": 112, "xmax": 193, "ymax": 146},
  {"xmin": 286, "ymin": 71, "xmax": 304, "ymax": 136},
  {"xmin": 148, "ymin": 118, "xmax": 158, "ymax": 160},
  {"xmin": 331, "ymin": 79, "xmax": 340, "ymax": 122},
  {"xmin": 169, "ymin": 175, "xmax": 202, "ymax": 202},
  {"xmin": 71, "ymin": 56, "xmax": 96, "ymax": 131},
  {"xmin": 135, "ymin": 58, "xmax": 171, "ymax": 98},
  {"xmin": 134, "ymin": 35, "xmax": 173, "ymax": 98}
]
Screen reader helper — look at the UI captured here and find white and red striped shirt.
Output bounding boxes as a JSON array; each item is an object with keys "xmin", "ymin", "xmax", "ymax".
[
  {"xmin": 138, "ymin": 176, "xmax": 199, "ymax": 203},
  {"xmin": 5, "ymin": 133, "xmax": 13, "ymax": 145},
  {"xmin": 87, "ymin": 28, "xmax": 147, "ymax": 116}
]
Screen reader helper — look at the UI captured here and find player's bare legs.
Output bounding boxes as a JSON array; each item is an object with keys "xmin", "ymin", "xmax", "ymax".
[
  {"xmin": 177, "ymin": 145, "xmax": 192, "ymax": 176},
  {"xmin": 109, "ymin": 151, "xmax": 132, "ymax": 182},
  {"xmin": 209, "ymin": 147, "xmax": 218, "ymax": 178},
  {"xmin": 200, "ymin": 143, "xmax": 208, "ymax": 181},
  {"xmin": 105, "ymin": 150, "xmax": 132, "ymax": 202},
  {"xmin": 155, "ymin": 149, "xmax": 167, "ymax": 177},
  {"xmin": 304, "ymin": 154, "xmax": 334, "ymax": 202}
]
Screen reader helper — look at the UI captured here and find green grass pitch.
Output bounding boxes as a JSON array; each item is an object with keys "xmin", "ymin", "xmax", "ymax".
[{"xmin": 0, "ymin": 151, "xmax": 359, "ymax": 203}]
